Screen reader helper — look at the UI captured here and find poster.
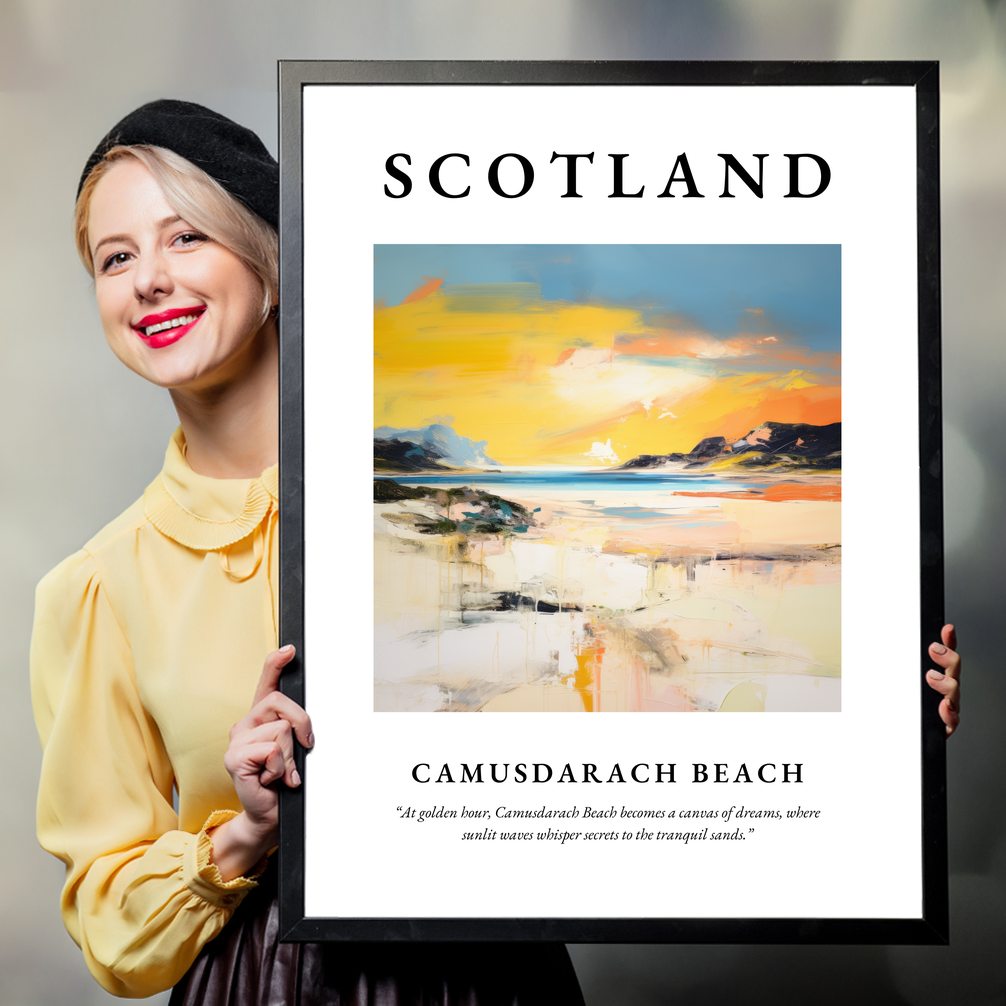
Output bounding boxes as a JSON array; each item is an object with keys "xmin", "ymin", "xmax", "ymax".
[
  {"xmin": 278, "ymin": 62, "xmax": 945, "ymax": 942},
  {"xmin": 372, "ymin": 242, "xmax": 841, "ymax": 715}
]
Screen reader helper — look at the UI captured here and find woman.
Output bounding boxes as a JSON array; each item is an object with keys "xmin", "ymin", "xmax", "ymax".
[{"xmin": 31, "ymin": 100, "xmax": 586, "ymax": 1003}]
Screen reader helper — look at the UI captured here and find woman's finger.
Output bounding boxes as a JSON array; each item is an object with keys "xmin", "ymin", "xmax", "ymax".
[
  {"xmin": 926, "ymin": 668, "xmax": 960, "ymax": 737},
  {"xmin": 224, "ymin": 739, "xmax": 287, "ymax": 787},
  {"xmin": 928, "ymin": 641, "xmax": 960, "ymax": 681},
  {"xmin": 253, "ymin": 720, "xmax": 299, "ymax": 788},
  {"xmin": 925, "ymin": 669, "xmax": 959, "ymax": 704},
  {"xmin": 234, "ymin": 718, "xmax": 300, "ymax": 788},
  {"xmin": 939, "ymin": 698, "xmax": 961, "ymax": 737},
  {"xmin": 941, "ymin": 624, "xmax": 957, "ymax": 652},
  {"xmin": 256, "ymin": 742, "xmax": 287, "ymax": 787},
  {"xmin": 245, "ymin": 690, "xmax": 313, "ymax": 748},
  {"xmin": 252, "ymin": 644, "xmax": 296, "ymax": 707}
]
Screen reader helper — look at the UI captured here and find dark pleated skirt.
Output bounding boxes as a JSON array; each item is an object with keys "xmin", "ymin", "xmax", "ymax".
[{"xmin": 169, "ymin": 869, "xmax": 585, "ymax": 1006}]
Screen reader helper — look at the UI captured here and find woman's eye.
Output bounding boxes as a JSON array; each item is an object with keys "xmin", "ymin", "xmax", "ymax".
[
  {"xmin": 101, "ymin": 251, "xmax": 132, "ymax": 273},
  {"xmin": 173, "ymin": 231, "xmax": 208, "ymax": 248}
]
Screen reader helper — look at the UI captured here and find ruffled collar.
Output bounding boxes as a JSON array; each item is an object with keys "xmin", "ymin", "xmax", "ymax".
[{"xmin": 143, "ymin": 428, "xmax": 278, "ymax": 551}]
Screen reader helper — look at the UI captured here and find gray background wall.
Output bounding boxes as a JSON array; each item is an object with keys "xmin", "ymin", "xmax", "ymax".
[{"xmin": 1, "ymin": 1, "xmax": 1003, "ymax": 1003}]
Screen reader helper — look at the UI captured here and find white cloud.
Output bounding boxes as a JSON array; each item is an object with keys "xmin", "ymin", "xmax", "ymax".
[
  {"xmin": 548, "ymin": 347, "xmax": 711, "ymax": 419},
  {"xmin": 583, "ymin": 439, "xmax": 621, "ymax": 465}
]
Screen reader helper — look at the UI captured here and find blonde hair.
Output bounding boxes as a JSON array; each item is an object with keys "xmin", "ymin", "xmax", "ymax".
[{"xmin": 75, "ymin": 145, "xmax": 278, "ymax": 322}]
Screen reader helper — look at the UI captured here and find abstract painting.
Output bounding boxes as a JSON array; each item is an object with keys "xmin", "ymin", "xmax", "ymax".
[{"xmin": 373, "ymin": 245, "xmax": 840, "ymax": 713}]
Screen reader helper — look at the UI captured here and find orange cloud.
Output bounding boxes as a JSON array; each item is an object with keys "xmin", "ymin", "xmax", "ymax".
[
  {"xmin": 615, "ymin": 329, "xmax": 840, "ymax": 373},
  {"xmin": 401, "ymin": 277, "xmax": 444, "ymax": 304}
]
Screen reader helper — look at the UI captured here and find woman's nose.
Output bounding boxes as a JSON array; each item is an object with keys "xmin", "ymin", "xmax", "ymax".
[{"xmin": 133, "ymin": 249, "xmax": 173, "ymax": 302}]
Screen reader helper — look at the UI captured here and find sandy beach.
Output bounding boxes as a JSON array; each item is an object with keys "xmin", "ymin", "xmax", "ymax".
[{"xmin": 374, "ymin": 474, "xmax": 841, "ymax": 713}]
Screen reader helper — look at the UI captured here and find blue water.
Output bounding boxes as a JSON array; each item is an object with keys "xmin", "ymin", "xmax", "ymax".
[
  {"xmin": 376, "ymin": 469, "xmax": 756, "ymax": 492},
  {"xmin": 375, "ymin": 470, "xmax": 763, "ymax": 521}
]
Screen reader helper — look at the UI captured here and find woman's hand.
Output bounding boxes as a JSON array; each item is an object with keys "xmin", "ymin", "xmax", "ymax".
[
  {"xmin": 209, "ymin": 645, "xmax": 314, "ymax": 881},
  {"xmin": 926, "ymin": 624, "xmax": 961, "ymax": 738}
]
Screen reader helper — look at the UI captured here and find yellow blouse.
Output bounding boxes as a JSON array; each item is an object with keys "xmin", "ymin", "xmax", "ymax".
[{"xmin": 31, "ymin": 429, "xmax": 279, "ymax": 998}]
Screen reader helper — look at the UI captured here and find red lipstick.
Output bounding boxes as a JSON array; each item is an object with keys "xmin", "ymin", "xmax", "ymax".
[{"xmin": 132, "ymin": 306, "xmax": 206, "ymax": 349}]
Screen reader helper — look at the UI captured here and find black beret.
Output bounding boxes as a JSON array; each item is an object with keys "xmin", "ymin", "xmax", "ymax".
[{"xmin": 78, "ymin": 99, "xmax": 278, "ymax": 228}]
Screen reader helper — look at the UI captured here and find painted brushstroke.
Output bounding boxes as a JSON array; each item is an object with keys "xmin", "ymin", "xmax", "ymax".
[{"xmin": 373, "ymin": 245, "xmax": 841, "ymax": 713}]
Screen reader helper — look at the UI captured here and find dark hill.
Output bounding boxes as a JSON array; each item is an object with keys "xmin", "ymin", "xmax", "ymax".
[
  {"xmin": 733, "ymin": 421, "xmax": 841, "ymax": 460},
  {"xmin": 616, "ymin": 421, "xmax": 841, "ymax": 471},
  {"xmin": 373, "ymin": 438, "xmax": 446, "ymax": 472}
]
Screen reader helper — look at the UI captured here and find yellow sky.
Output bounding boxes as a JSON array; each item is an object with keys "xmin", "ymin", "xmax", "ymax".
[{"xmin": 374, "ymin": 285, "xmax": 840, "ymax": 466}]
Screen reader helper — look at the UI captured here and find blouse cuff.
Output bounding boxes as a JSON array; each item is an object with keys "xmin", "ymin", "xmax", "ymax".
[{"xmin": 183, "ymin": 810, "xmax": 269, "ymax": 909}]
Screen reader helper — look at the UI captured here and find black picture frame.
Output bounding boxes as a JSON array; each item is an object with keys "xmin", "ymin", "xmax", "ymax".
[{"xmin": 277, "ymin": 60, "xmax": 945, "ymax": 944}]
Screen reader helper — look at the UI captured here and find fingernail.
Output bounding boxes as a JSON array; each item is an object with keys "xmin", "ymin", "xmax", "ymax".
[
  {"xmin": 931, "ymin": 643, "xmax": 947, "ymax": 654},
  {"xmin": 306, "ymin": 732, "xmax": 315, "ymax": 748},
  {"xmin": 928, "ymin": 669, "xmax": 944, "ymax": 679},
  {"xmin": 280, "ymin": 644, "xmax": 295, "ymax": 654},
  {"xmin": 292, "ymin": 768, "xmax": 301, "ymax": 787}
]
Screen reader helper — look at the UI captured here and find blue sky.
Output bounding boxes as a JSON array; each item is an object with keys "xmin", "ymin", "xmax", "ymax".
[{"xmin": 374, "ymin": 244, "xmax": 841, "ymax": 351}]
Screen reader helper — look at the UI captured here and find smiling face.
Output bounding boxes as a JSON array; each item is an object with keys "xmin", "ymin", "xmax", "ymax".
[{"xmin": 87, "ymin": 158, "xmax": 272, "ymax": 392}]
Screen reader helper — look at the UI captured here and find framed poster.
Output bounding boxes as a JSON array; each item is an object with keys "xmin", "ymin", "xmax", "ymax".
[{"xmin": 277, "ymin": 61, "xmax": 946, "ymax": 943}]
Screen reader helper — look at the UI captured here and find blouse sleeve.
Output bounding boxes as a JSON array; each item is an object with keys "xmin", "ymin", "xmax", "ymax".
[{"xmin": 31, "ymin": 549, "xmax": 262, "ymax": 998}]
